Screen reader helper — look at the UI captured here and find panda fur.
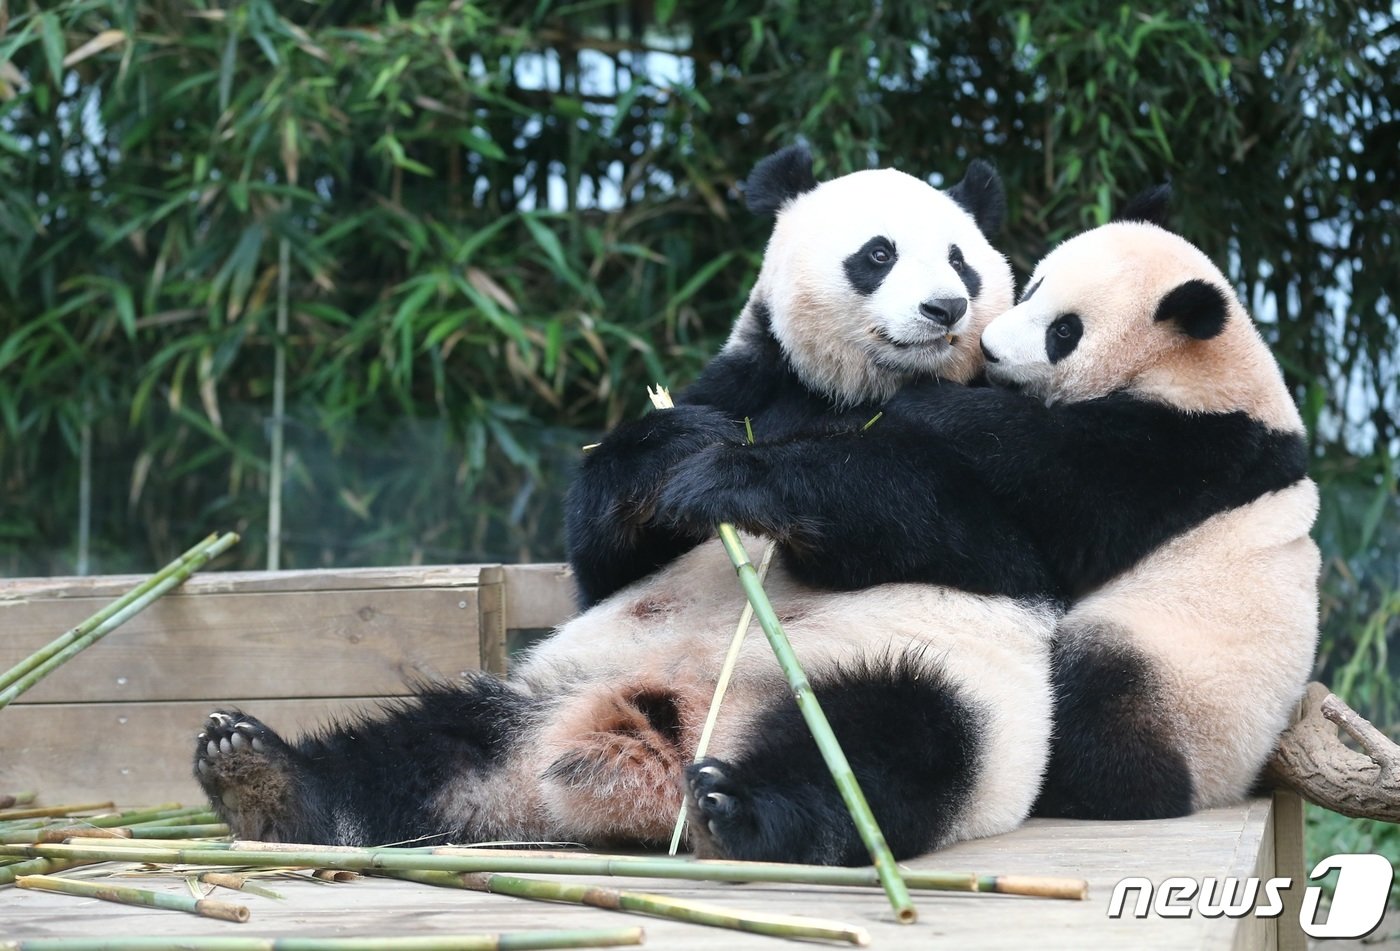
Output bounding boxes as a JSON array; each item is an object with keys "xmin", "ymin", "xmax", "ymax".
[
  {"xmin": 192, "ymin": 147, "xmax": 1059, "ymax": 865},
  {"xmin": 663, "ymin": 186, "xmax": 1316, "ymax": 820}
]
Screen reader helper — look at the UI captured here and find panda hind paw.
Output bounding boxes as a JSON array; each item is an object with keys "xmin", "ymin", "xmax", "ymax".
[
  {"xmin": 685, "ymin": 758, "xmax": 755, "ymax": 851},
  {"xmin": 193, "ymin": 709, "xmax": 306, "ymax": 840}
]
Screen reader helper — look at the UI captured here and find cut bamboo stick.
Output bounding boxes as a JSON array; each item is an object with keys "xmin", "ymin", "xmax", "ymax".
[
  {"xmin": 642, "ymin": 386, "xmax": 912, "ymax": 922},
  {"xmin": 0, "ymin": 856, "xmax": 100, "ymax": 887},
  {"xmin": 386, "ymin": 869, "xmax": 869, "ymax": 946},
  {"xmin": 668, "ymin": 539, "xmax": 777, "ymax": 856},
  {"xmin": 715, "ymin": 523, "xmax": 916, "ymax": 923},
  {"xmin": 0, "ymin": 841, "xmax": 1088, "ymax": 899},
  {"xmin": 16, "ymin": 874, "xmax": 250, "ymax": 921},
  {"xmin": 0, "ymin": 534, "xmax": 216, "ymax": 692},
  {"xmin": 0, "ymin": 802, "xmax": 114, "ymax": 822},
  {"xmin": 0, "ymin": 792, "xmax": 36, "ymax": 809},
  {"xmin": 0, "ymin": 929, "xmax": 645, "ymax": 950},
  {"xmin": 16, "ymin": 823, "xmax": 229, "ymax": 844},
  {"xmin": 0, "ymin": 531, "xmax": 240, "ymax": 710}
]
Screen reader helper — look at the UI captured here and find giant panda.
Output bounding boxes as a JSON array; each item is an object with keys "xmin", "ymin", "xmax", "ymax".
[
  {"xmin": 192, "ymin": 146, "xmax": 1061, "ymax": 865},
  {"xmin": 660, "ymin": 187, "xmax": 1317, "ymax": 821}
]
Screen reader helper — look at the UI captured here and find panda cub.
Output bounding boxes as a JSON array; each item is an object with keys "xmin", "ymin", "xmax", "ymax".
[
  {"xmin": 193, "ymin": 147, "xmax": 1058, "ymax": 865},
  {"xmin": 664, "ymin": 187, "xmax": 1316, "ymax": 820}
]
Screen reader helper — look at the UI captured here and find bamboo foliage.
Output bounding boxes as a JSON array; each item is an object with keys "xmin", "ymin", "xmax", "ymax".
[{"xmin": 0, "ymin": 1, "xmax": 1392, "ymax": 584}]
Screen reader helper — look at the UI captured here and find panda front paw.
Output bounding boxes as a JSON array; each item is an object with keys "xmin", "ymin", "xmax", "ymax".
[{"xmin": 657, "ymin": 444, "xmax": 812, "ymax": 542}]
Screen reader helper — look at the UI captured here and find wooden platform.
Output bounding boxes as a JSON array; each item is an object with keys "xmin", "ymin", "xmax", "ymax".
[
  {"xmin": 0, "ymin": 565, "xmax": 1309, "ymax": 948},
  {"xmin": 0, "ymin": 800, "xmax": 1303, "ymax": 949}
]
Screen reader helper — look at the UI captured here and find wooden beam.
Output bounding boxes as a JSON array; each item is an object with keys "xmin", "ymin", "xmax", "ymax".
[{"xmin": 0, "ymin": 588, "xmax": 482, "ymax": 704}]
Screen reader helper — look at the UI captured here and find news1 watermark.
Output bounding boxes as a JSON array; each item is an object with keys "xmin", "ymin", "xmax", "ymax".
[{"xmin": 1109, "ymin": 853, "xmax": 1394, "ymax": 939}]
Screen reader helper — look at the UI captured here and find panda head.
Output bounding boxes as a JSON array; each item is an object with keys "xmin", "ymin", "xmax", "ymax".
[
  {"xmin": 731, "ymin": 145, "xmax": 1014, "ymax": 405},
  {"xmin": 979, "ymin": 186, "xmax": 1303, "ymax": 431}
]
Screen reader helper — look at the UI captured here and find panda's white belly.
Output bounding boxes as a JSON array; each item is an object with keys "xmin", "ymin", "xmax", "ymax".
[{"xmin": 516, "ymin": 533, "xmax": 1059, "ymax": 845}]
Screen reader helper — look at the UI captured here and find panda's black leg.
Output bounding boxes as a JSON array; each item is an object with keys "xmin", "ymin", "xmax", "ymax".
[
  {"xmin": 193, "ymin": 676, "xmax": 538, "ymax": 846},
  {"xmin": 1031, "ymin": 633, "xmax": 1194, "ymax": 820},
  {"xmin": 685, "ymin": 654, "xmax": 980, "ymax": 866}
]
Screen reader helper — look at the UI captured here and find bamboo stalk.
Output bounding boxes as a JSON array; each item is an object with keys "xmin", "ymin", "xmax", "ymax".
[
  {"xmin": 642, "ymin": 386, "xmax": 912, "ymax": 921},
  {"xmin": 1, "ymin": 804, "xmax": 197, "ymax": 843},
  {"xmin": 16, "ymin": 823, "xmax": 229, "ymax": 844},
  {"xmin": 0, "ymin": 534, "xmax": 216, "ymax": 692},
  {"xmin": 16, "ymin": 874, "xmax": 250, "ymax": 922},
  {"xmin": 715, "ymin": 523, "xmax": 916, "ymax": 923},
  {"xmin": 0, "ymin": 792, "xmax": 37, "ymax": 809},
  {"xmin": 668, "ymin": 538, "xmax": 777, "ymax": 856},
  {"xmin": 0, "ymin": 532, "xmax": 240, "ymax": 709},
  {"xmin": 386, "ymin": 869, "xmax": 870, "ymax": 946},
  {"xmin": 0, "ymin": 857, "xmax": 100, "ymax": 887},
  {"xmin": 0, "ymin": 803, "xmax": 113, "ymax": 822},
  {"xmin": 0, "ymin": 842, "xmax": 1088, "ymax": 899},
  {"xmin": 0, "ymin": 929, "xmax": 645, "ymax": 951}
]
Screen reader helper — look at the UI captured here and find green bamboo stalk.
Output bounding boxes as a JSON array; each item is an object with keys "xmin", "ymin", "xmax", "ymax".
[
  {"xmin": 0, "ymin": 929, "xmax": 645, "ymax": 951},
  {"xmin": 715, "ymin": 523, "xmax": 916, "ymax": 923},
  {"xmin": 16, "ymin": 874, "xmax": 250, "ymax": 922},
  {"xmin": 0, "ymin": 802, "xmax": 113, "ymax": 822},
  {"xmin": 0, "ymin": 857, "xmax": 99, "ymax": 887},
  {"xmin": 10, "ymin": 823, "xmax": 229, "ymax": 844},
  {"xmin": 128, "ymin": 809, "xmax": 218, "ymax": 828},
  {"xmin": 0, "ymin": 534, "xmax": 217, "ymax": 692},
  {"xmin": 0, "ymin": 532, "xmax": 240, "ymax": 710},
  {"xmin": 0, "ymin": 804, "xmax": 193, "ymax": 842},
  {"xmin": 0, "ymin": 792, "xmax": 36, "ymax": 809},
  {"xmin": 668, "ymin": 538, "xmax": 777, "ymax": 856},
  {"xmin": 386, "ymin": 869, "xmax": 870, "ymax": 946},
  {"xmin": 0, "ymin": 842, "xmax": 1089, "ymax": 899}
]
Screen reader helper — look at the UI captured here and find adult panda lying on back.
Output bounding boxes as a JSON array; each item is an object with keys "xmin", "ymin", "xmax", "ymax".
[
  {"xmin": 192, "ymin": 147, "xmax": 1060, "ymax": 865},
  {"xmin": 663, "ymin": 186, "xmax": 1317, "ymax": 825}
]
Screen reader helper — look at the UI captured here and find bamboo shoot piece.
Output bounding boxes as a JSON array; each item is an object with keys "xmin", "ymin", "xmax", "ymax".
[
  {"xmin": 644, "ymin": 386, "xmax": 914, "ymax": 922},
  {"xmin": 16, "ymin": 874, "xmax": 251, "ymax": 922},
  {"xmin": 387, "ymin": 869, "xmax": 869, "ymax": 946},
  {"xmin": 0, "ymin": 929, "xmax": 645, "ymax": 950},
  {"xmin": 0, "ymin": 841, "xmax": 1088, "ymax": 899}
]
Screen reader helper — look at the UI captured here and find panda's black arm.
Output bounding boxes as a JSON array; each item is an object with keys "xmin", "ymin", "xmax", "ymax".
[
  {"xmin": 564, "ymin": 403, "xmax": 746, "ymax": 608},
  {"xmin": 653, "ymin": 419, "xmax": 1061, "ymax": 600},
  {"xmin": 565, "ymin": 336, "xmax": 868, "ymax": 607},
  {"xmin": 883, "ymin": 384, "xmax": 1311, "ymax": 595}
]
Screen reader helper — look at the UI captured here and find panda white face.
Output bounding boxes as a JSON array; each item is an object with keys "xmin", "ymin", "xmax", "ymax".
[
  {"xmin": 982, "ymin": 222, "xmax": 1234, "ymax": 404},
  {"xmin": 745, "ymin": 165, "xmax": 1014, "ymax": 404}
]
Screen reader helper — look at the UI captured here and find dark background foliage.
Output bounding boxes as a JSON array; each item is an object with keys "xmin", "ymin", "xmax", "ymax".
[{"xmin": 1, "ymin": 0, "xmax": 1397, "ymax": 867}]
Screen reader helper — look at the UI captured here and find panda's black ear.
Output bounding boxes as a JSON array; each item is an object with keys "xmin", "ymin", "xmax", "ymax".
[
  {"xmin": 1154, "ymin": 278, "xmax": 1228, "ymax": 340},
  {"xmin": 744, "ymin": 146, "xmax": 818, "ymax": 216},
  {"xmin": 945, "ymin": 160, "xmax": 1006, "ymax": 238},
  {"xmin": 1114, "ymin": 183, "xmax": 1172, "ymax": 227}
]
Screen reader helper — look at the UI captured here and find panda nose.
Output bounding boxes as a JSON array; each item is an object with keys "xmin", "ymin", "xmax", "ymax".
[
  {"xmin": 980, "ymin": 338, "xmax": 1000, "ymax": 363},
  {"xmin": 919, "ymin": 297, "xmax": 968, "ymax": 328}
]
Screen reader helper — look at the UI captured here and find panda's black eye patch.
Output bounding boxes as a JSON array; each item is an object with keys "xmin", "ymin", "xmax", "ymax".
[
  {"xmin": 843, "ymin": 237, "xmax": 897, "ymax": 297},
  {"xmin": 948, "ymin": 244, "xmax": 982, "ymax": 298},
  {"xmin": 1020, "ymin": 278, "xmax": 1043, "ymax": 304},
  {"xmin": 1046, "ymin": 312, "xmax": 1083, "ymax": 364}
]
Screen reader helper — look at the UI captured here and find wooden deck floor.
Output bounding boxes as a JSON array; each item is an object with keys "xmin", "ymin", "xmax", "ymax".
[{"xmin": 0, "ymin": 799, "xmax": 1298, "ymax": 950}]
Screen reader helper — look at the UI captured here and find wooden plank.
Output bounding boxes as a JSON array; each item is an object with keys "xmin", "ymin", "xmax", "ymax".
[
  {"xmin": 0, "ymin": 564, "xmax": 491, "ymax": 600},
  {"xmin": 0, "ymin": 698, "xmax": 400, "ymax": 806},
  {"xmin": 1231, "ymin": 798, "xmax": 1277, "ymax": 951},
  {"xmin": 0, "ymin": 588, "xmax": 482, "ymax": 703},
  {"xmin": 1271, "ymin": 792, "xmax": 1307, "ymax": 951},
  {"xmin": 501, "ymin": 562, "xmax": 577, "ymax": 630},
  {"xmin": 477, "ymin": 565, "xmax": 509, "ymax": 675},
  {"xmin": 0, "ymin": 800, "xmax": 1283, "ymax": 949}
]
